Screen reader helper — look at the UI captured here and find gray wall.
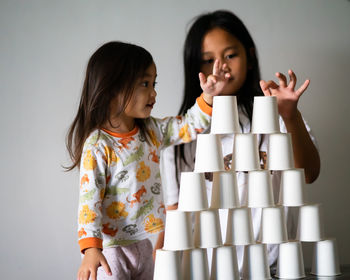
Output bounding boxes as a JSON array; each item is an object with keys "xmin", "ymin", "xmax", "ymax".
[{"xmin": 0, "ymin": 0, "xmax": 349, "ymax": 279}]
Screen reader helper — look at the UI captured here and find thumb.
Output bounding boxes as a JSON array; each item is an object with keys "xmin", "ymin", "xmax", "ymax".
[{"xmin": 100, "ymin": 257, "xmax": 112, "ymax": 276}]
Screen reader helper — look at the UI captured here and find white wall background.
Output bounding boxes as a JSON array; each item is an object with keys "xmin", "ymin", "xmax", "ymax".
[{"xmin": 1, "ymin": 0, "xmax": 349, "ymax": 279}]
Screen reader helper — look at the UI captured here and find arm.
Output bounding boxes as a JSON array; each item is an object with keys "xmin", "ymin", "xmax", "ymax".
[
  {"xmin": 260, "ymin": 70, "xmax": 320, "ymax": 183},
  {"xmin": 154, "ymin": 60, "xmax": 231, "ymax": 148},
  {"xmin": 77, "ymin": 142, "xmax": 112, "ymax": 279}
]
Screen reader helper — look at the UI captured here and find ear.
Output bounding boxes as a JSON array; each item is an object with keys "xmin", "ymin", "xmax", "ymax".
[{"xmin": 248, "ymin": 47, "xmax": 256, "ymax": 70}]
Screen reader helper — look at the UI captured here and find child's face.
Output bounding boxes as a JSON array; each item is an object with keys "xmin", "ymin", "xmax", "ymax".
[
  {"xmin": 124, "ymin": 63, "xmax": 157, "ymax": 119},
  {"xmin": 200, "ymin": 28, "xmax": 248, "ymax": 96}
]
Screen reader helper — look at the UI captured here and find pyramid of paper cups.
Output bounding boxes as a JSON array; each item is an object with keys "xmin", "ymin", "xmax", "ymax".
[{"xmin": 154, "ymin": 96, "xmax": 340, "ymax": 280}]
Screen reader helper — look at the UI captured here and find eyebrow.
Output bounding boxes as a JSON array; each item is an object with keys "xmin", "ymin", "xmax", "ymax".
[
  {"xmin": 202, "ymin": 46, "xmax": 239, "ymax": 55},
  {"xmin": 143, "ymin": 73, "xmax": 157, "ymax": 78}
]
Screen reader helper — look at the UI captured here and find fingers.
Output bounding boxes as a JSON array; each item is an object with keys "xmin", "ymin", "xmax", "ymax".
[
  {"xmin": 288, "ymin": 69, "xmax": 297, "ymax": 90},
  {"xmin": 275, "ymin": 72, "xmax": 287, "ymax": 87},
  {"xmin": 212, "ymin": 59, "xmax": 220, "ymax": 76},
  {"xmin": 259, "ymin": 80, "xmax": 272, "ymax": 96},
  {"xmin": 77, "ymin": 270, "xmax": 90, "ymax": 280},
  {"xmin": 101, "ymin": 258, "xmax": 112, "ymax": 276},
  {"xmin": 295, "ymin": 79, "xmax": 310, "ymax": 97},
  {"xmin": 90, "ymin": 269, "xmax": 97, "ymax": 280},
  {"xmin": 198, "ymin": 72, "xmax": 207, "ymax": 88}
]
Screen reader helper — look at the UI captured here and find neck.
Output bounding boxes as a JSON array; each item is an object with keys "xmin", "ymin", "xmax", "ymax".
[{"xmin": 103, "ymin": 115, "xmax": 135, "ymax": 134}]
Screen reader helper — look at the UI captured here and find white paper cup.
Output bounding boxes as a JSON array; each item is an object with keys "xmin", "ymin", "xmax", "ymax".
[
  {"xmin": 259, "ymin": 206, "xmax": 288, "ymax": 244},
  {"xmin": 276, "ymin": 241, "xmax": 305, "ymax": 279},
  {"xmin": 210, "ymin": 245, "xmax": 240, "ymax": 280},
  {"xmin": 195, "ymin": 134, "xmax": 225, "ymax": 172},
  {"xmin": 154, "ymin": 249, "xmax": 182, "ymax": 280},
  {"xmin": 247, "ymin": 170, "xmax": 275, "ymax": 208},
  {"xmin": 251, "ymin": 96, "xmax": 280, "ymax": 134},
  {"xmin": 194, "ymin": 209, "xmax": 223, "ymax": 248},
  {"xmin": 267, "ymin": 133, "xmax": 294, "ymax": 170},
  {"xmin": 211, "ymin": 96, "xmax": 240, "ymax": 134},
  {"xmin": 311, "ymin": 238, "xmax": 341, "ymax": 276},
  {"xmin": 178, "ymin": 172, "xmax": 208, "ymax": 211},
  {"xmin": 210, "ymin": 171, "xmax": 240, "ymax": 209},
  {"xmin": 279, "ymin": 168, "xmax": 306, "ymax": 206},
  {"xmin": 163, "ymin": 210, "xmax": 193, "ymax": 250},
  {"xmin": 242, "ymin": 243, "xmax": 271, "ymax": 280},
  {"xmin": 297, "ymin": 204, "xmax": 325, "ymax": 242},
  {"xmin": 225, "ymin": 207, "xmax": 255, "ymax": 245},
  {"xmin": 233, "ymin": 133, "xmax": 260, "ymax": 171},
  {"xmin": 182, "ymin": 248, "xmax": 210, "ymax": 280}
]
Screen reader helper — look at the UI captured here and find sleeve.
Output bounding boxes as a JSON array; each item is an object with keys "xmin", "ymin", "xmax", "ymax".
[
  {"xmin": 160, "ymin": 146, "xmax": 179, "ymax": 206},
  {"xmin": 77, "ymin": 143, "xmax": 106, "ymax": 253},
  {"xmin": 152, "ymin": 94, "xmax": 212, "ymax": 149},
  {"xmin": 279, "ymin": 116, "xmax": 319, "ymax": 150}
]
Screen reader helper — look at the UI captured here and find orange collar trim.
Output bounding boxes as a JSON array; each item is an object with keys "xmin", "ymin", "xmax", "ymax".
[{"xmin": 101, "ymin": 126, "xmax": 139, "ymax": 138}]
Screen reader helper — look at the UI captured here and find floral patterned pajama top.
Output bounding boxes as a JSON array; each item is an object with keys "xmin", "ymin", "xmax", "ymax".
[{"xmin": 77, "ymin": 95, "xmax": 212, "ymax": 252}]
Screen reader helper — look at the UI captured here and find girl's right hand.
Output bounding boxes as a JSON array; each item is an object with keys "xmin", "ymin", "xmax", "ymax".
[
  {"xmin": 199, "ymin": 59, "xmax": 231, "ymax": 105},
  {"xmin": 77, "ymin": 248, "xmax": 112, "ymax": 280}
]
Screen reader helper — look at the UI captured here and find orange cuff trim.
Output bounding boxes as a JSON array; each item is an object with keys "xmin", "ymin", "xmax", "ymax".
[
  {"xmin": 79, "ymin": 237, "xmax": 103, "ymax": 253},
  {"xmin": 197, "ymin": 94, "xmax": 212, "ymax": 116}
]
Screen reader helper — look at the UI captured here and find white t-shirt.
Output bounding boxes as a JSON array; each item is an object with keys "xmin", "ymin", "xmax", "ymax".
[{"xmin": 160, "ymin": 107, "xmax": 318, "ymax": 271}]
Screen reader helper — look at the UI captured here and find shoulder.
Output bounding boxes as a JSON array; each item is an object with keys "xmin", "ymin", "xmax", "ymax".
[{"xmin": 83, "ymin": 129, "xmax": 116, "ymax": 153}]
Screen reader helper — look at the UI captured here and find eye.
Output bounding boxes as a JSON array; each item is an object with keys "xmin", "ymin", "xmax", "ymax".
[
  {"xmin": 201, "ymin": 58, "xmax": 214, "ymax": 65},
  {"xmin": 153, "ymin": 81, "xmax": 157, "ymax": 88},
  {"xmin": 141, "ymin": 81, "xmax": 149, "ymax": 87},
  {"xmin": 226, "ymin": 53, "xmax": 237, "ymax": 59}
]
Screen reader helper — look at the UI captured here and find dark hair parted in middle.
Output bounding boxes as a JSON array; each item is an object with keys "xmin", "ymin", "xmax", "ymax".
[{"xmin": 176, "ymin": 10, "xmax": 264, "ymax": 170}]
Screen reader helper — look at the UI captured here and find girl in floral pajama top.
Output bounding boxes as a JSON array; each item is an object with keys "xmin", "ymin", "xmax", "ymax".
[{"xmin": 66, "ymin": 41, "xmax": 231, "ymax": 280}]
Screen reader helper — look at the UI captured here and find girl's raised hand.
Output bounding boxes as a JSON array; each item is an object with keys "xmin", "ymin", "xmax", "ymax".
[
  {"xmin": 199, "ymin": 59, "xmax": 231, "ymax": 105},
  {"xmin": 259, "ymin": 70, "xmax": 310, "ymax": 120}
]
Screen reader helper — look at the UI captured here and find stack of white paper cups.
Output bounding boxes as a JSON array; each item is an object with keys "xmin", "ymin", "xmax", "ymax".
[
  {"xmin": 195, "ymin": 134, "xmax": 225, "ymax": 172},
  {"xmin": 211, "ymin": 96, "xmax": 240, "ymax": 134},
  {"xmin": 178, "ymin": 172, "xmax": 208, "ymax": 211},
  {"xmin": 259, "ymin": 206, "xmax": 288, "ymax": 244},
  {"xmin": 297, "ymin": 204, "xmax": 325, "ymax": 242},
  {"xmin": 247, "ymin": 170, "xmax": 275, "ymax": 208},
  {"xmin": 154, "ymin": 250, "xmax": 182, "ymax": 280},
  {"xmin": 251, "ymin": 96, "xmax": 280, "ymax": 134},
  {"xmin": 225, "ymin": 207, "xmax": 255, "ymax": 245},
  {"xmin": 182, "ymin": 248, "xmax": 210, "ymax": 280},
  {"xmin": 210, "ymin": 171, "xmax": 240, "ymax": 209},
  {"xmin": 279, "ymin": 168, "xmax": 306, "ymax": 206},
  {"xmin": 210, "ymin": 245, "xmax": 240, "ymax": 280},
  {"xmin": 163, "ymin": 210, "xmax": 194, "ymax": 250},
  {"xmin": 194, "ymin": 209, "xmax": 222, "ymax": 248},
  {"xmin": 242, "ymin": 243, "xmax": 271, "ymax": 280},
  {"xmin": 267, "ymin": 133, "xmax": 294, "ymax": 170},
  {"xmin": 311, "ymin": 238, "xmax": 341, "ymax": 276},
  {"xmin": 233, "ymin": 133, "xmax": 260, "ymax": 171},
  {"xmin": 276, "ymin": 241, "xmax": 305, "ymax": 279}
]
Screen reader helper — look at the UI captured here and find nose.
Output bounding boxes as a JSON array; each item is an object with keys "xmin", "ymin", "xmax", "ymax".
[{"xmin": 151, "ymin": 88, "xmax": 157, "ymax": 98}]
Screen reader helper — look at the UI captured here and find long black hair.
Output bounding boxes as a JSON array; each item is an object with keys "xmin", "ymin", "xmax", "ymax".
[
  {"xmin": 176, "ymin": 10, "xmax": 264, "ymax": 172},
  {"xmin": 66, "ymin": 41, "xmax": 154, "ymax": 170}
]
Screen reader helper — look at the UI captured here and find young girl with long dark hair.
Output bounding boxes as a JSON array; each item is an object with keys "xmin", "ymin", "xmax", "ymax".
[{"xmin": 66, "ymin": 41, "xmax": 230, "ymax": 280}]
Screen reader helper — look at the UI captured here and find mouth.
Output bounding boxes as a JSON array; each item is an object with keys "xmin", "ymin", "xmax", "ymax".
[{"xmin": 146, "ymin": 101, "xmax": 156, "ymax": 109}]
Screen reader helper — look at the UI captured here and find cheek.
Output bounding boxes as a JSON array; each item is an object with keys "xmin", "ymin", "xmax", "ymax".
[{"xmin": 200, "ymin": 64, "xmax": 212, "ymax": 76}]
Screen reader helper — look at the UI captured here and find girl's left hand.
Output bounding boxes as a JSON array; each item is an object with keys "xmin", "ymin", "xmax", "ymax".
[
  {"xmin": 153, "ymin": 231, "xmax": 165, "ymax": 261},
  {"xmin": 259, "ymin": 70, "xmax": 310, "ymax": 120}
]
